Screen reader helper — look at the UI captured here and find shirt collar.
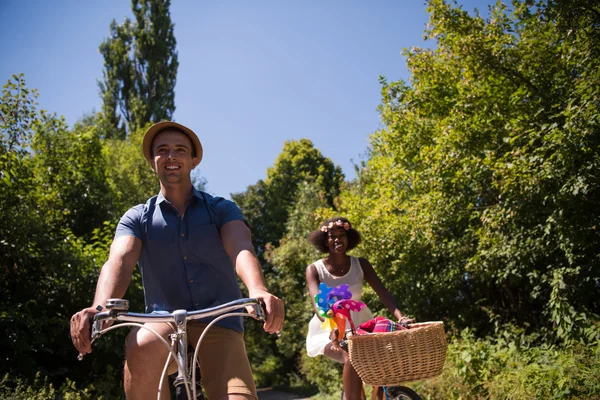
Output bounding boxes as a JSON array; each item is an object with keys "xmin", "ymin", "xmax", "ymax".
[
  {"xmin": 155, "ymin": 188, "xmax": 204, "ymax": 205},
  {"xmin": 156, "ymin": 191, "xmax": 167, "ymax": 205},
  {"xmin": 191, "ymin": 187, "xmax": 204, "ymax": 202}
]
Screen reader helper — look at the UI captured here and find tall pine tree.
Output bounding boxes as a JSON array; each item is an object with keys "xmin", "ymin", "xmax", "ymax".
[{"xmin": 99, "ymin": 0, "xmax": 178, "ymax": 138}]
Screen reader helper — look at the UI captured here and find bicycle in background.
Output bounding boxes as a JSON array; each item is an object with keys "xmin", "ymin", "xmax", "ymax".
[
  {"xmin": 339, "ymin": 319, "xmax": 447, "ymax": 400},
  {"xmin": 339, "ymin": 329, "xmax": 423, "ymax": 400}
]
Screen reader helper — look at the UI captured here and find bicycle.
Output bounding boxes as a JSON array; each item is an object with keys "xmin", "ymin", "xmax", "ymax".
[
  {"xmin": 340, "ymin": 381, "xmax": 421, "ymax": 400},
  {"xmin": 78, "ymin": 297, "xmax": 266, "ymax": 400},
  {"xmin": 338, "ymin": 328, "xmax": 423, "ymax": 400},
  {"xmin": 341, "ymin": 319, "xmax": 447, "ymax": 400}
]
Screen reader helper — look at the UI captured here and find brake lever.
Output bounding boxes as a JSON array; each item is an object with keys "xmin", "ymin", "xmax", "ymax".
[{"xmin": 253, "ymin": 300, "xmax": 266, "ymax": 321}]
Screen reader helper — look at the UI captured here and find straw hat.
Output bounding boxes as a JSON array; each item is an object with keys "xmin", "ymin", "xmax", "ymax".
[{"xmin": 142, "ymin": 121, "xmax": 203, "ymax": 164}]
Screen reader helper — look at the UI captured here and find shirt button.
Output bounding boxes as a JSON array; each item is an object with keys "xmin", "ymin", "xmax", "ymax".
[
  {"xmin": 180, "ymin": 233, "xmax": 185, "ymax": 238},
  {"xmin": 183, "ymin": 256, "xmax": 188, "ymax": 260},
  {"xmin": 189, "ymin": 279, "xmax": 193, "ymax": 283}
]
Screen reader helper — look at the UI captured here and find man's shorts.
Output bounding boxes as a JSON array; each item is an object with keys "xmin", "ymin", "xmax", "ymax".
[{"xmin": 169, "ymin": 322, "xmax": 257, "ymax": 399}]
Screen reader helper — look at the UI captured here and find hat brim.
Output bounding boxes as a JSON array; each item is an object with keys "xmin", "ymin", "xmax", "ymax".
[{"xmin": 142, "ymin": 121, "xmax": 203, "ymax": 165}]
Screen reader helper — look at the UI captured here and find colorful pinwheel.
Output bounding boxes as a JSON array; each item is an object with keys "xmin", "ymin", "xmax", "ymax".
[{"xmin": 314, "ymin": 283, "xmax": 367, "ymax": 339}]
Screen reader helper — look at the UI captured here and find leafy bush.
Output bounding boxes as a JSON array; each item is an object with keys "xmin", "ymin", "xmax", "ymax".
[
  {"xmin": 413, "ymin": 327, "xmax": 600, "ymax": 399},
  {"xmin": 299, "ymin": 352, "xmax": 342, "ymax": 396},
  {"xmin": 0, "ymin": 367, "xmax": 125, "ymax": 400}
]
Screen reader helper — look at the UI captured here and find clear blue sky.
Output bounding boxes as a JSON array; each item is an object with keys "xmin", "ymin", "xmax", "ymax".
[{"xmin": 0, "ymin": 0, "xmax": 493, "ymax": 199}]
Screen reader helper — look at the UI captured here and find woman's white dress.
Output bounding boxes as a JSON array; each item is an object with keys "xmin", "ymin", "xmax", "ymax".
[{"xmin": 306, "ymin": 256, "xmax": 373, "ymax": 357}]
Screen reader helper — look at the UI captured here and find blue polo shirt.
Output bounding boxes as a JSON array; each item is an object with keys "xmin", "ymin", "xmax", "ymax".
[{"xmin": 115, "ymin": 188, "xmax": 246, "ymax": 332}]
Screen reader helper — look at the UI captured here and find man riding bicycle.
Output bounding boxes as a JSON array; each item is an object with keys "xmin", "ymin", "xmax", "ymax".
[{"xmin": 70, "ymin": 121, "xmax": 285, "ymax": 400}]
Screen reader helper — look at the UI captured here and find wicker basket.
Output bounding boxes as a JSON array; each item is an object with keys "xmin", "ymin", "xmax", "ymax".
[{"xmin": 347, "ymin": 321, "xmax": 447, "ymax": 386}]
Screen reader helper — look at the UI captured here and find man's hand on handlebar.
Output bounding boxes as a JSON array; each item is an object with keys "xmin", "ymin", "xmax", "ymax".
[
  {"xmin": 70, "ymin": 306, "xmax": 100, "ymax": 355},
  {"xmin": 248, "ymin": 290, "xmax": 284, "ymax": 335},
  {"xmin": 70, "ymin": 305, "xmax": 114, "ymax": 357}
]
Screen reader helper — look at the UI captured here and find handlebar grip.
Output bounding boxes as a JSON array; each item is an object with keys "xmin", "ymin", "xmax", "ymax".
[
  {"xmin": 88, "ymin": 315, "xmax": 94, "ymax": 337},
  {"xmin": 339, "ymin": 339, "xmax": 348, "ymax": 351},
  {"xmin": 255, "ymin": 300, "xmax": 267, "ymax": 321}
]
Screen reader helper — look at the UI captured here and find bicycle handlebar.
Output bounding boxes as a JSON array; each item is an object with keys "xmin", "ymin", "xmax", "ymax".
[
  {"xmin": 78, "ymin": 298, "xmax": 266, "ymax": 399},
  {"xmin": 88, "ymin": 297, "xmax": 265, "ymax": 342}
]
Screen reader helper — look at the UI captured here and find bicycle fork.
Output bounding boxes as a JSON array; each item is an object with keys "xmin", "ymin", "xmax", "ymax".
[{"xmin": 171, "ymin": 310, "xmax": 190, "ymax": 393}]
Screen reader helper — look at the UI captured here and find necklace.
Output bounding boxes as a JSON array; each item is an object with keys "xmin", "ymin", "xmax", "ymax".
[{"xmin": 325, "ymin": 257, "xmax": 350, "ymax": 276}]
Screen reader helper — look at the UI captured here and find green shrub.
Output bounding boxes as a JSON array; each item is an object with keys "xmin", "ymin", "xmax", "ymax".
[
  {"xmin": 413, "ymin": 328, "xmax": 600, "ymax": 399},
  {"xmin": 299, "ymin": 351, "xmax": 342, "ymax": 395},
  {"xmin": 0, "ymin": 373, "xmax": 93, "ymax": 400},
  {"xmin": 0, "ymin": 366, "xmax": 126, "ymax": 400}
]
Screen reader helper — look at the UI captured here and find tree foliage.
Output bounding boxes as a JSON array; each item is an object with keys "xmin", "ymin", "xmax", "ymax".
[
  {"xmin": 1, "ymin": 76, "xmax": 105, "ymax": 387},
  {"xmin": 2, "ymin": 0, "xmax": 600, "ymax": 398},
  {"xmin": 234, "ymin": 141, "xmax": 344, "ymax": 389},
  {"xmin": 0, "ymin": 74, "xmax": 37, "ymax": 156},
  {"xmin": 0, "ymin": 75, "xmax": 146, "ymax": 396},
  {"xmin": 1, "ymin": 2, "xmax": 183, "ymax": 396},
  {"xmin": 99, "ymin": 0, "xmax": 178, "ymax": 138},
  {"xmin": 339, "ymin": 0, "xmax": 600, "ymax": 341},
  {"xmin": 232, "ymin": 138, "xmax": 344, "ymax": 255},
  {"xmin": 241, "ymin": 0, "xmax": 600, "ymax": 394}
]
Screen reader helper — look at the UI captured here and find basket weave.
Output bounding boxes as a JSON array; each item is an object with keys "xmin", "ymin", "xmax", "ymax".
[{"xmin": 348, "ymin": 321, "xmax": 447, "ymax": 386}]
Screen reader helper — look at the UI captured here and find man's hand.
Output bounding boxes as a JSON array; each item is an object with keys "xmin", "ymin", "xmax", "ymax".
[
  {"xmin": 249, "ymin": 290, "xmax": 284, "ymax": 334},
  {"xmin": 70, "ymin": 307, "xmax": 100, "ymax": 355}
]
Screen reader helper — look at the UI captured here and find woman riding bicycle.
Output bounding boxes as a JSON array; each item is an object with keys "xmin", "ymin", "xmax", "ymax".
[{"xmin": 305, "ymin": 217, "xmax": 413, "ymax": 400}]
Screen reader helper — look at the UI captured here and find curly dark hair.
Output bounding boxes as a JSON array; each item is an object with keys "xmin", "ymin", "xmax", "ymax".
[{"xmin": 307, "ymin": 217, "xmax": 362, "ymax": 253}]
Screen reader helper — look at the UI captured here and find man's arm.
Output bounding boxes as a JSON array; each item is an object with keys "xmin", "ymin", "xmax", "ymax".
[
  {"xmin": 70, "ymin": 235, "xmax": 141, "ymax": 354},
  {"xmin": 92, "ymin": 235, "xmax": 141, "ymax": 306},
  {"xmin": 221, "ymin": 220, "xmax": 284, "ymax": 334}
]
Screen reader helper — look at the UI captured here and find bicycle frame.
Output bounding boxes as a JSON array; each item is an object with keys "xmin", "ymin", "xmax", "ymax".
[{"xmin": 82, "ymin": 298, "xmax": 265, "ymax": 400}]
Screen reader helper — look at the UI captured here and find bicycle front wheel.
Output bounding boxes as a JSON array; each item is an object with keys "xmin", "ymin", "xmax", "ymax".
[{"xmin": 386, "ymin": 386, "xmax": 422, "ymax": 400}]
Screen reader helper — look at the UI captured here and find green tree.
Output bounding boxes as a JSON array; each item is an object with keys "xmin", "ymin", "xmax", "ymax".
[
  {"xmin": 0, "ymin": 75, "xmax": 146, "ymax": 396},
  {"xmin": 233, "ymin": 140, "xmax": 344, "ymax": 389},
  {"xmin": 0, "ymin": 75, "xmax": 41, "ymax": 281},
  {"xmin": 0, "ymin": 74, "xmax": 37, "ymax": 156},
  {"xmin": 0, "ymin": 75, "xmax": 40, "ymax": 268},
  {"xmin": 103, "ymin": 125, "xmax": 160, "ymax": 215},
  {"xmin": 0, "ymin": 76, "xmax": 110, "ymax": 388},
  {"xmin": 232, "ymin": 139, "xmax": 344, "ymax": 255},
  {"xmin": 337, "ymin": 0, "xmax": 600, "ymax": 342},
  {"xmin": 30, "ymin": 114, "xmax": 112, "ymax": 237},
  {"xmin": 265, "ymin": 181, "xmax": 340, "ymax": 393},
  {"xmin": 99, "ymin": 0, "xmax": 178, "ymax": 138}
]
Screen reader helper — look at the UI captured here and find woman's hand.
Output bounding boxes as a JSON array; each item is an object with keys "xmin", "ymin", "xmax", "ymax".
[
  {"xmin": 398, "ymin": 315, "xmax": 415, "ymax": 328},
  {"xmin": 329, "ymin": 328, "xmax": 341, "ymax": 351}
]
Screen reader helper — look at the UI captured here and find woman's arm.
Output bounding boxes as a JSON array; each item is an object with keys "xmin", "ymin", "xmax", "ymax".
[
  {"xmin": 305, "ymin": 263, "xmax": 325, "ymax": 322},
  {"xmin": 360, "ymin": 257, "xmax": 410, "ymax": 321}
]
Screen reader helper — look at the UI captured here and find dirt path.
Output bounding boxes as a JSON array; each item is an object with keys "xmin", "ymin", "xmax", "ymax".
[{"xmin": 256, "ymin": 388, "xmax": 312, "ymax": 400}]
